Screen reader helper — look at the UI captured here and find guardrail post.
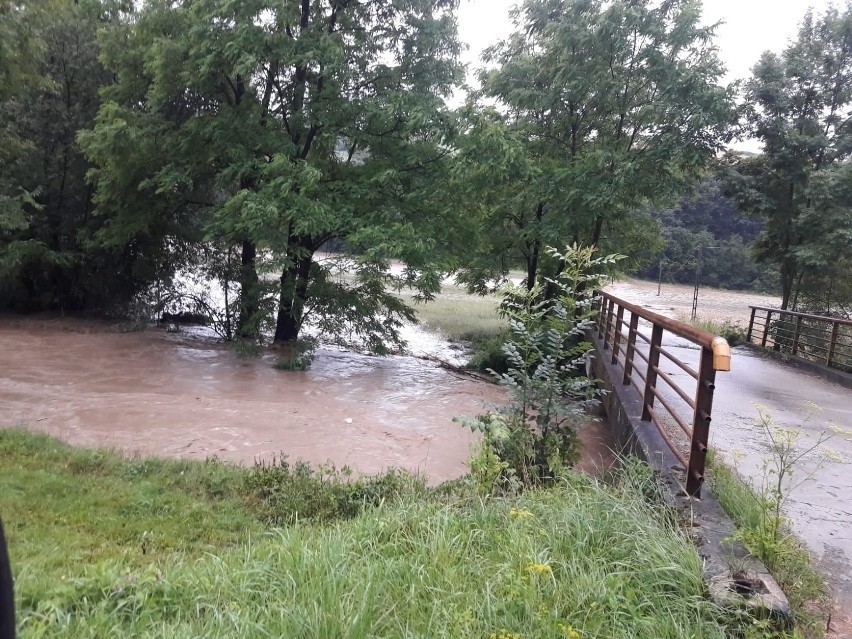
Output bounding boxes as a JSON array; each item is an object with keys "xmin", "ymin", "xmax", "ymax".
[
  {"xmin": 611, "ymin": 306, "xmax": 625, "ymax": 364},
  {"xmin": 827, "ymin": 321, "xmax": 840, "ymax": 367},
  {"xmin": 792, "ymin": 316, "xmax": 803, "ymax": 356},
  {"xmin": 603, "ymin": 299, "xmax": 615, "ymax": 350},
  {"xmin": 761, "ymin": 310, "xmax": 771, "ymax": 348},
  {"xmin": 687, "ymin": 346, "xmax": 716, "ymax": 497},
  {"xmin": 747, "ymin": 307, "xmax": 756, "ymax": 342},
  {"xmin": 623, "ymin": 313, "xmax": 639, "ymax": 385},
  {"xmin": 641, "ymin": 325, "xmax": 663, "ymax": 421}
]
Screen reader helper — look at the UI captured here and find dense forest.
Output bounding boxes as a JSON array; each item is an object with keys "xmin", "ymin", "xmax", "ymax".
[{"xmin": 2, "ymin": 0, "xmax": 851, "ymax": 348}]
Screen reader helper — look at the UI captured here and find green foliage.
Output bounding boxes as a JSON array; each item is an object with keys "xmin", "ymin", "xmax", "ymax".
[
  {"xmin": 725, "ymin": 5, "xmax": 852, "ymax": 314},
  {"xmin": 458, "ymin": 245, "xmax": 621, "ymax": 489},
  {"xmin": 2, "ymin": 428, "xmax": 750, "ymax": 638},
  {"xmin": 453, "ymin": 0, "xmax": 735, "ymax": 291},
  {"xmin": 690, "ymin": 318, "xmax": 748, "ymax": 347},
  {"xmin": 0, "ymin": 0, "xmax": 154, "ymax": 313},
  {"xmin": 79, "ymin": 0, "xmax": 464, "ymax": 347},
  {"xmin": 243, "ymin": 458, "xmax": 424, "ymax": 526},
  {"xmin": 634, "ymin": 181, "xmax": 777, "ymax": 292},
  {"xmin": 271, "ymin": 340, "xmax": 316, "ymax": 371},
  {"xmin": 711, "ymin": 471, "xmax": 829, "ymax": 638},
  {"xmin": 467, "ymin": 331, "xmax": 512, "ymax": 374}
]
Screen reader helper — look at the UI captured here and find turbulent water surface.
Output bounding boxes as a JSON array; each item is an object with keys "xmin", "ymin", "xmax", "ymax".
[{"xmin": 0, "ymin": 317, "xmax": 505, "ymax": 482}]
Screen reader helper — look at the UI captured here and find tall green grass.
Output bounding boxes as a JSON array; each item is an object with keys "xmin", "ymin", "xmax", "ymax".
[
  {"xmin": 1, "ymin": 429, "xmax": 744, "ymax": 638},
  {"xmin": 404, "ymin": 290, "xmax": 505, "ymax": 342}
]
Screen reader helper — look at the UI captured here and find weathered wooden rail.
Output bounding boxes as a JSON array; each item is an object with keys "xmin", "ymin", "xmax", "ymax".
[
  {"xmin": 747, "ymin": 306, "xmax": 852, "ymax": 374},
  {"xmin": 595, "ymin": 292, "xmax": 731, "ymax": 497}
]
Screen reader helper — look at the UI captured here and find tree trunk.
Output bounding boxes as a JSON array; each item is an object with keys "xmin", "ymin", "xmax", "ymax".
[
  {"xmin": 525, "ymin": 240, "xmax": 540, "ymax": 290},
  {"xmin": 274, "ymin": 250, "xmax": 314, "ymax": 343},
  {"xmin": 237, "ymin": 240, "xmax": 259, "ymax": 338},
  {"xmin": 591, "ymin": 216, "xmax": 604, "ymax": 247},
  {"xmin": 790, "ymin": 270, "xmax": 805, "ymax": 312},
  {"xmin": 780, "ymin": 256, "xmax": 795, "ymax": 311},
  {"xmin": 524, "ymin": 202, "xmax": 546, "ymax": 290}
]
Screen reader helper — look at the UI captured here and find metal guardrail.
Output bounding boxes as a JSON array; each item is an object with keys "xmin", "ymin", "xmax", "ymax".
[
  {"xmin": 747, "ymin": 306, "xmax": 852, "ymax": 374},
  {"xmin": 595, "ymin": 292, "xmax": 731, "ymax": 497}
]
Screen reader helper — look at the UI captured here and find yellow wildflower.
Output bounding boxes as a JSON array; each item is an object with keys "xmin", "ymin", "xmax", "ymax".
[
  {"xmin": 509, "ymin": 508, "xmax": 534, "ymax": 519},
  {"xmin": 525, "ymin": 561, "xmax": 552, "ymax": 575},
  {"xmin": 559, "ymin": 623, "xmax": 581, "ymax": 639},
  {"xmin": 489, "ymin": 630, "xmax": 523, "ymax": 639}
]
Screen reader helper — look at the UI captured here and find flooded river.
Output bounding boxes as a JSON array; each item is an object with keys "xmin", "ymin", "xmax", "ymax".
[{"xmin": 0, "ymin": 317, "xmax": 505, "ymax": 482}]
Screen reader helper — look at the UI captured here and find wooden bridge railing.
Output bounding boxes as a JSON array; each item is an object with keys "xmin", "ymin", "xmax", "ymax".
[
  {"xmin": 595, "ymin": 292, "xmax": 731, "ymax": 497},
  {"xmin": 747, "ymin": 306, "xmax": 852, "ymax": 374}
]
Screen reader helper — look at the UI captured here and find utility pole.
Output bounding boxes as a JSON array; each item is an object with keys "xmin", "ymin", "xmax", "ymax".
[
  {"xmin": 657, "ymin": 258, "xmax": 664, "ymax": 296},
  {"xmin": 691, "ymin": 246, "xmax": 719, "ymax": 320}
]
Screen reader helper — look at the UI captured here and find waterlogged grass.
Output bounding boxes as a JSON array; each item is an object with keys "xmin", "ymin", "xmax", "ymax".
[
  {"xmin": 1, "ymin": 429, "xmax": 743, "ymax": 638},
  {"xmin": 404, "ymin": 289, "xmax": 505, "ymax": 342}
]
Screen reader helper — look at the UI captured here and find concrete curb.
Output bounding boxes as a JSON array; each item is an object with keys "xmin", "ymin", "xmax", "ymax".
[{"xmin": 589, "ymin": 334, "xmax": 792, "ymax": 623}]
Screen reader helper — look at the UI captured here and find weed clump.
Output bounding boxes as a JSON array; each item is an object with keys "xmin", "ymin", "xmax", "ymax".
[{"xmin": 243, "ymin": 458, "xmax": 425, "ymax": 525}]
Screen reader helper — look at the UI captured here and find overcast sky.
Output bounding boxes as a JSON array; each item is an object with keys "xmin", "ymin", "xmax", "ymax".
[{"xmin": 456, "ymin": 0, "xmax": 839, "ymax": 85}]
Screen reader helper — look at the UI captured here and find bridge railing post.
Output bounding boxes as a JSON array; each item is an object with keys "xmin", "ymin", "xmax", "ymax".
[
  {"xmin": 623, "ymin": 313, "xmax": 639, "ymax": 385},
  {"xmin": 747, "ymin": 307, "xmax": 756, "ymax": 343},
  {"xmin": 686, "ymin": 347, "xmax": 716, "ymax": 496},
  {"xmin": 611, "ymin": 306, "xmax": 625, "ymax": 365},
  {"xmin": 641, "ymin": 325, "xmax": 663, "ymax": 421},
  {"xmin": 603, "ymin": 298, "xmax": 615, "ymax": 350},
  {"xmin": 592, "ymin": 292, "xmax": 731, "ymax": 500}
]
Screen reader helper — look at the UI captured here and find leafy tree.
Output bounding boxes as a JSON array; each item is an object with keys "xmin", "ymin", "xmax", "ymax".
[
  {"xmin": 0, "ymin": 0, "xmax": 46, "ymax": 257},
  {"xmin": 0, "ymin": 0, "xmax": 139, "ymax": 311},
  {"xmin": 633, "ymin": 180, "xmax": 774, "ymax": 291},
  {"xmin": 726, "ymin": 5, "xmax": 852, "ymax": 313},
  {"xmin": 81, "ymin": 0, "xmax": 463, "ymax": 348},
  {"xmin": 454, "ymin": 0, "xmax": 734, "ymax": 292}
]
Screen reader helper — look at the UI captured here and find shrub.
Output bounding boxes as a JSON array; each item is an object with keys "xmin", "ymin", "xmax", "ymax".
[
  {"xmin": 243, "ymin": 457, "xmax": 425, "ymax": 525},
  {"xmin": 467, "ymin": 331, "xmax": 511, "ymax": 374},
  {"xmin": 457, "ymin": 245, "xmax": 622, "ymax": 491}
]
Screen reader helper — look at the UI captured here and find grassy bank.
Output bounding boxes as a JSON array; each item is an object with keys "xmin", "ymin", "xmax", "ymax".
[
  {"xmin": 404, "ymin": 289, "xmax": 505, "ymax": 343},
  {"xmin": 709, "ymin": 462, "xmax": 830, "ymax": 637},
  {"xmin": 2, "ymin": 428, "xmax": 754, "ymax": 638}
]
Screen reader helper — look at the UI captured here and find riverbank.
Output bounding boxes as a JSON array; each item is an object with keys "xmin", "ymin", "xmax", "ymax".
[{"xmin": 1, "ymin": 428, "xmax": 750, "ymax": 638}]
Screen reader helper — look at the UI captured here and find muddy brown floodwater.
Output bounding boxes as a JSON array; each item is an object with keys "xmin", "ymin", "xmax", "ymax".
[{"xmin": 0, "ymin": 317, "xmax": 511, "ymax": 483}]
